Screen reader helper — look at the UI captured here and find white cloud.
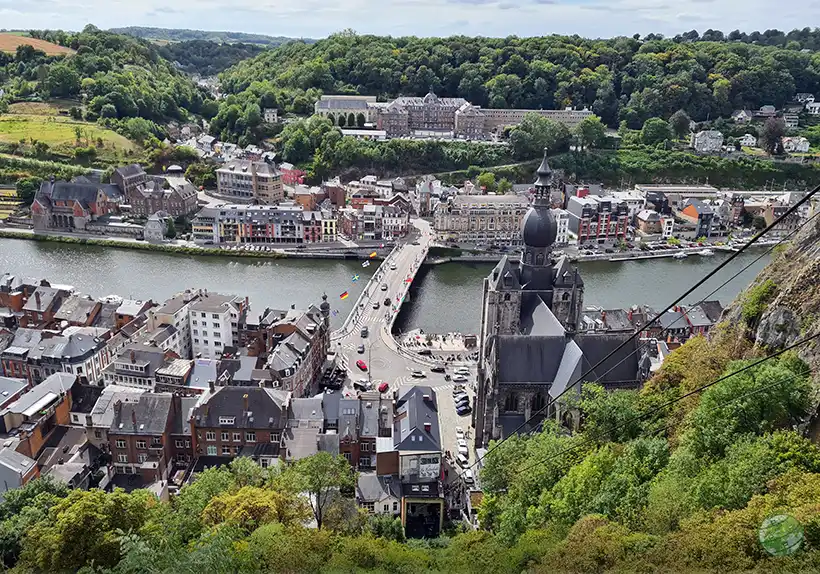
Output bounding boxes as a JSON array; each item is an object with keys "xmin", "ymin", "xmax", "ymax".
[{"xmin": 0, "ymin": 0, "xmax": 812, "ymax": 39}]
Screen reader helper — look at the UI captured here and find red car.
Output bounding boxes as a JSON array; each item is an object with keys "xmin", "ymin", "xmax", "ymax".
[
  {"xmin": 378, "ymin": 382, "xmax": 389, "ymax": 393},
  {"xmin": 356, "ymin": 360, "xmax": 368, "ymax": 371}
]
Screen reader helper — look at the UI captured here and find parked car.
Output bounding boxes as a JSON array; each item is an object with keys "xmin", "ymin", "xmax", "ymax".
[
  {"xmin": 454, "ymin": 395, "xmax": 469, "ymax": 407},
  {"xmin": 456, "ymin": 404, "xmax": 472, "ymax": 416},
  {"xmin": 411, "ymin": 370, "xmax": 426, "ymax": 378},
  {"xmin": 456, "ymin": 453, "xmax": 469, "ymax": 467},
  {"xmin": 354, "ymin": 379, "xmax": 370, "ymax": 391},
  {"xmin": 462, "ymin": 469, "xmax": 475, "ymax": 484},
  {"xmin": 390, "ymin": 263, "xmax": 397, "ymax": 270},
  {"xmin": 378, "ymin": 382, "xmax": 389, "ymax": 393},
  {"xmin": 356, "ymin": 360, "xmax": 368, "ymax": 371},
  {"xmin": 357, "ymin": 344, "xmax": 365, "ymax": 354},
  {"xmin": 452, "ymin": 375, "xmax": 468, "ymax": 383},
  {"xmin": 454, "ymin": 367, "xmax": 470, "ymax": 375},
  {"xmin": 455, "ymin": 427, "xmax": 465, "ymax": 441},
  {"xmin": 361, "ymin": 327, "xmax": 369, "ymax": 338},
  {"xmin": 380, "ymin": 283, "xmax": 388, "ymax": 291},
  {"xmin": 457, "ymin": 439, "xmax": 469, "ymax": 456}
]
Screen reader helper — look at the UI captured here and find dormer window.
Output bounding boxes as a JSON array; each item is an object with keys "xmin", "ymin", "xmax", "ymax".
[{"xmin": 219, "ymin": 416, "xmax": 235, "ymax": 425}]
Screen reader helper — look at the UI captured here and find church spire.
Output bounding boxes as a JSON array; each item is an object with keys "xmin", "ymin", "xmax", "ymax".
[{"xmin": 533, "ymin": 148, "xmax": 552, "ymax": 204}]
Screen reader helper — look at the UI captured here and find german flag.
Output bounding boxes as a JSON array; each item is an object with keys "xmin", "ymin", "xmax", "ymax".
[{"xmin": 339, "ymin": 291, "xmax": 349, "ymax": 300}]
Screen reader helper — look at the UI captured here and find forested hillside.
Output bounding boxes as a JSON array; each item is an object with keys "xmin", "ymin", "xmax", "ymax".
[
  {"xmin": 216, "ymin": 30, "xmax": 820, "ymax": 136},
  {"xmin": 157, "ymin": 40, "xmax": 267, "ymax": 76},
  {"xmin": 110, "ymin": 26, "xmax": 310, "ymax": 47},
  {"xmin": 0, "ymin": 26, "xmax": 208, "ymax": 122}
]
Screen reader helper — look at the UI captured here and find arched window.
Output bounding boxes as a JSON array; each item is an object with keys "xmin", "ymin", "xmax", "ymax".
[
  {"xmin": 524, "ymin": 251, "xmax": 532, "ymax": 264},
  {"xmin": 532, "ymin": 393, "xmax": 546, "ymax": 413},
  {"xmin": 562, "ymin": 292, "xmax": 571, "ymax": 301},
  {"xmin": 504, "ymin": 393, "xmax": 518, "ymax": 412},
  {"xmin": 536, "ymin": 253, "xmax": 545, "ymax": 266}
]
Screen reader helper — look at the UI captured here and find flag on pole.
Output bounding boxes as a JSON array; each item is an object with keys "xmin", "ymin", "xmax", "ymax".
[
  {"xmin": 362, "ymin": 260, "xmax": 370, "ymax": 268},
  {"xmin": 332, "ymin": 309, "xmax": 339, "ymax": 317},
  {"xmin": 339, "ymin": 291, "xmax": 349, "ymax": 300},
  {"xmin": 405, "ymin": 277, "xmax": 413, "ymax": 283},
  {"xmin": 351, "ymin": 274, "xmax": 360, "ymax": 282},
  {"xmin": 369, "ymin": 251, "xmax": 377, "ymax": 258},
  {"xmin": 379, "ymin": 243, "xmax": 385, "ymax": 248}
]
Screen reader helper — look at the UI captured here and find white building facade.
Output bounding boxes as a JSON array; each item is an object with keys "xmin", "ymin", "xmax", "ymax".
[{"xmin": 552, "ymin": 209, "xmax": 570, "ymax": 245}]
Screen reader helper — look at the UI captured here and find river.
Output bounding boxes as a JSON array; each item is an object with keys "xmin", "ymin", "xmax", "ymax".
[{"xmin": 0, "ymin": 238, "xmax": 771, "ymax": 334}]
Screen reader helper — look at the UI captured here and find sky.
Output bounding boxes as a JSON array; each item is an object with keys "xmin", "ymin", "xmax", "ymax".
[{"xmin": 0, "ymin": 0, "xmax": 811, "ymax": 40}]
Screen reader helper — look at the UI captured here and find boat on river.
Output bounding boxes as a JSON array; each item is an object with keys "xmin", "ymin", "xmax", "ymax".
[
  {"xmin": 673, "ymin": 252, "xmax": 688, "ymax": 260},
  {"xmin": 698, "ymin": 248, "xmax": 715, "ymax": 256}
]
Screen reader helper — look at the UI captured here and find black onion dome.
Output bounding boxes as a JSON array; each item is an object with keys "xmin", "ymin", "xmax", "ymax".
[{"xmin": 522, "ymin": 206, "xmax": 557, "ymax": 248}]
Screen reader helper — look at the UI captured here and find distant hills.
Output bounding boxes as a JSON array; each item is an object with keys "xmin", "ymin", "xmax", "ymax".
[{"xmin": 108, "ymin": 26, "xmax": 315, "ymax": 47}]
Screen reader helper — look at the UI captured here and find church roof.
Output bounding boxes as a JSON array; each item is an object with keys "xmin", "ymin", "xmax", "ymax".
[
  {"xmin": 575, "ymin": 333, "xmax": 641, "ymax": 387},
  {"xmin": 522, "ymin": 205, "xmax": 557, "ymax": 248},
  {"xmin": 534, "ymin": 148, "xmax": 553, "ymax": 188},
  {"xmin": 496, "ymin": 335, "xmax": 568, "ymax": 384},
  {"xmin": 520, "ymin": 297, "xmax": 565, "ymax": 336}
]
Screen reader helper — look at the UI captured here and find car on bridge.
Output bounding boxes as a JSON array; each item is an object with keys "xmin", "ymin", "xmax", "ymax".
[{"xmin": 356, "ymin": 360, "xmax": 368, "ymax": 371}]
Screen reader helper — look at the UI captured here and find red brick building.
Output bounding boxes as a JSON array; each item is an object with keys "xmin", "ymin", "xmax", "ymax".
[{"xmin": 108, "ymin": 393, "xmax": 176, "ymax": 483}]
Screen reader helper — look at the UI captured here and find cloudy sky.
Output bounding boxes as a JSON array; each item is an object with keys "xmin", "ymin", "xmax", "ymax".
[{"xmin": 0, "ymin": 0, "xmax": 810, "ymax": 39}]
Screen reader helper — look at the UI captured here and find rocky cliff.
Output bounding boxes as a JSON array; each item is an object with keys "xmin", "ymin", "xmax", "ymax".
[{"xmin": 724, "ymin": 214, "xmax": 820, "ymax": 371}]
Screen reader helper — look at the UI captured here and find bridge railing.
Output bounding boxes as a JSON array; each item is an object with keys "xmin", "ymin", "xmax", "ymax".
[{"xmin": 332, "ymin": 245, "xmax": 399, "ymax": 341}]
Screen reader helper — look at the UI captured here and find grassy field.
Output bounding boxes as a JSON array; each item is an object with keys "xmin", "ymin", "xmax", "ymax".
[
  {"xmin": 0, "ymin": 33, "xmax": 74, "ymax": 56},
  {"xmin": 0, "ymin": 188, "xmax": 22, "ymax": 220},
  {"xmin": 7, "ymin": 101, "xmax": 79, "ymax": 116}
]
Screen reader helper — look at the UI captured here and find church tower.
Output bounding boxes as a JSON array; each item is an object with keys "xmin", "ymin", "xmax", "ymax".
[{"xmin": 518, "ymin": 149, "xmax": 558, "ymax": 287}]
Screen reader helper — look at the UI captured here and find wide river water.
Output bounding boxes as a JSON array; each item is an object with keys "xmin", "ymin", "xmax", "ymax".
[{"xmin": 0, "ymin": 238, "xmax": 770, "ymax": 334}]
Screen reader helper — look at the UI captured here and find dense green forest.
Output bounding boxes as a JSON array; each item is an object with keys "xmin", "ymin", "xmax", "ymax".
[
  {"xmin": 2, "ymin": 324, "xmax": 820, "ymax": 573},
  {"xmin": 109, "ymin": 26, "xmax": 312, "ymax": 47},
  {"xmin": 157, "ymin": 41, "xmax": 267, "ymax": 76},
  {"xmin": 0, "ymin": 26, "xmax": 208, "ymax": 123},
  {"xmin": 214, "ymin": 30, "xmax": 820, "ymax": 141}
]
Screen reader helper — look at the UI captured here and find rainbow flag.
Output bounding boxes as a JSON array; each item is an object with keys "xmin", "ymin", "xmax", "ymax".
[
  {"xmin": 369, "ymin": 252, "xmax": 377, "ymax": 258},
  {"xmin": 339, "ymin": 291, "xmax": 349, "ymax": 300}
]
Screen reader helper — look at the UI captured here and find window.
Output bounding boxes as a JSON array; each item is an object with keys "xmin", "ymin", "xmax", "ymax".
[
  {"xmin": 222, "ymin": 445, "xmax": 231, "ymax": 455},
  {"xmin": 393, "ymin": 501, "xmax": 398, "ymax": 512},
  {"xmin": 359, "ymin": 456, "xmax": 371, "ymax": 467},
  {"xmin": 136, "ymin": 440, "xmax": 146, "ymax": 449},
  {"xmin": 207, "ymin": 445, "xmax": 217, "ymax": 456},
  {"xmin": 362, "ymin": 502, "xmax": 375, "ymax": 512},
  {"xmin": 205, "ymin": 431, "xmax": 216, "ymax": 441},
  {"xmin": 193, "ymin": 329, "xmax": 198, "ymax": 335},
  {"xmin": 185, "ymin": 440, "xmax": 191, "ymax": 448},
  {"xmin": 192, "ymin": 320, "xmax": 198, "ymax": 325},
  {"xmin": 117, "ymin": 454, "xmax": 128, "ymax": 463},
  {"xmin": 212, "ymin": 314, "xmax": 219, "ymax": 319},
  {"xmin": 221, "ymin": 431, "xmax": 230, "ymax": 442},
  {"xmin": 137, "ymin": 453, "xmax": 147, "ymax": 463},
  {"xmin": 115, "ymin": 439, "xmax": 126, "ymax": 449},
  {"xmin": 246, "ymin": 431, "xmax": 256, "ymax": 442},
  {"xmin": 194, "ymin": 338, "xmax": 199, "ymax": 344},
  {"xmin": 219, "ymin": 416, "xmax": 235, "ymax": 425},
  {"xmin": 343, "ymin": 452, "xmax": 352, "ymax": 462},
  {"xmin": 271, "ymin": 432, "xmax": 280, "ymax": 443},
  {"xmin": 94, "ymin": 430, "xmax": 102, "ymax": 439},
  {"xmin": 361, "ymin": 442, "xmax": 370, "ymax": 452},
  {"xmin": 233, "ymin": 432, "xmax": 241, "ymax": 442},
  {"xmin": 175, "ymin": 440, "xmax": 184, "ymax": 448},
  {"xmin": 124, "ymin": 466, "xmax": 133, "ymax": 474},
  {"xmin": 201, "ymin": 313, "xmax": 206, "ymax": 318}
]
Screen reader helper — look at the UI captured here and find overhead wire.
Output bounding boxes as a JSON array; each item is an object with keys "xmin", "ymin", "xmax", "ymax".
[
  {"xmin": 456, "ymin": 184, "xmax": 820, "ymax": 479},
  {"xmin": 510, "ymin": 332, "xmax": 818, "ymax": 476}
]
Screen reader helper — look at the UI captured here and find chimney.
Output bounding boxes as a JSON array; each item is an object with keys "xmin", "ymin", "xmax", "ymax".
[
  {"xmin": 114, "ymin": 400, "xmax": 122, "ymax": 416},
  {"xmin": 423, "ymin": 422, "xmax": 431, "ymax": 432},
  {"xmin": 131, "ymin": 409, "xmax": 137, "ymax": 428},
  {"xmin": 601, "ymin": 310, "xmax": 606, "ymax": 322},
  {"xmin": 130, "ymin": 350, "xmax": 136, "ymax": 363},
  {"xmin": 35, "ymin": 291, "xmax": 41, "ymax": 309},
  {"xmin": 208, "ymin": 380, "xmax": 215, "ymax": 392},
  {"xmin": 243, "ymin": 393, "xmax": 249, "ymax": 413}
]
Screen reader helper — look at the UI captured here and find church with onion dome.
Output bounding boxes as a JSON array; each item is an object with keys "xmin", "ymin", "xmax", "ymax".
[{"xmin": 474, "ymin": 150, "xmax": 651, "ymax": 448}]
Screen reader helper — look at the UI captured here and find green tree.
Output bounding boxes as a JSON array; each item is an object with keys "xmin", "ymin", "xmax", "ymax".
[
  {"xmin": 185, "ymin": 162, "xmax": 217, "ymax": 189},
  {"xmin": 165, "ymin": 218, "xmax": 177, "ymax": 239},
  {"xmin": 477, "ymin": 172, "xmax": 497, "ymax": 192},
  {"xmin": 640, "ymin": 117, "xmax": 673, "ymax": 145},
  {"xmin": 573, "ymin": 116, "xmax": 607, "ymax": 150},
  {"xmin": 668, "ymin": 109, "xmax": 691, "ymax": 139},
  {"xmin": 760, "ymin": 117, "xmax": 786, "ymax": 154},
  {"xmin": 44, "ymin": 64, "xmax": 80, "ymax": 98},
  {"xmin": 278, "ymin": 452, "xmax": 357, "ymax": 530},
  {"xmin": 497, "ymin": 178, "xmax": 512, "ymax": 194},
  {"xmin": 15, "ymin": 177, "xmax": 41, "ymax": 205},
  {"xmin": 509, "ymin": 114, "xmax": 571, "ymax": 160},
  {"xmin": 367, "ymin": 514, "xmax": 406, "ymax": 542},
  {"xmin": 202, "ymin": 486, "xmax": 310, "ymax": 532}
]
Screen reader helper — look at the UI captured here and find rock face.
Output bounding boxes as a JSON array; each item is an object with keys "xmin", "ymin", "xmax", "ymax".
[
  {"xmin": 755, "ymin": 307, "xmax": 800, "ymax": 349},
  {"xmin": 723, "ymin": 214, "xmax": 820, "ymax": 370}
]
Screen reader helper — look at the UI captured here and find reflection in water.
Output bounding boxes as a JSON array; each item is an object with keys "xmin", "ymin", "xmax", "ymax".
[{"xmin": 0, "ymin": 239, "xmax": 770, "ymax": 335}]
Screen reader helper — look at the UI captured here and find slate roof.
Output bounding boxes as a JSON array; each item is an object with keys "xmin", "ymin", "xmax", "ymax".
[
  {"xmin": 288, "ymin": 397, "xmax": 324, "ymax": 426},
  {"xmin": 684, "ymin": 305, "xmax": 712, "ymax": 328},
  {"xmin": 171, "ymin": 397, "xmax": 198, "ymax": 435},
  {"xmin": 116, "ymin": 299, "xmax": 150, "ymax": 317},
  {"xmin": 114, "ymin": 164, "xmax": 145, "ymax": 179},
  {"xmin": 393, "ymin": 386, "xmax": 440, "ymax": 452},
  {"xmin": 22, "ymin": 286, "xmax": 64, "ymax": 312},
  {"xmin": 357, "ymin": 472, "xmax": 401, "ymax": 503},
  {"xmin": 658, "ymin": 310, "xmax": 688, "ymax": 330},
  {"xmin": 3, "ymin": 372, "xmax": 75, "ymax": 416},
  {"xmin": 283, "ymin": 427, "xmax": 319, "ymax": 460},
  {"xmin": 322, "ymin": 390, "xmax": 341, "ymax": 425},
  {"xmin": 70, "ymin": 384, "xmax": 103, "ymax": 414},
  {"xmin": 54, "ymin": 295, "xmax": 99, "ymax": 324},
  {"xmin": 110, "ymin": 393, "xmax": 173, "ymax": 435},
  {"xmin": 339, "ymin": 398, "xmax": 360, "ymax": 442},
  {"xmin": 316, "ymin": 98, "xmax": 370, "ymax": 110},
  {"xmin": 497, "ymin": 335, "xmax": 568, "ymax": 384},
  {"xmin": 192, "ymin": 387, "xmax": 289, "ymax": 429},
  {"xmin": 575, "ymin": 333, "xmax": 641, "ymax": 387},
  {"xmin": 0, "ymin": 377, "xmax": 26, "ymax": 401},
  {"xmin": 699, "ymin": 300, "xmax": 724, "ymax": 323},
  {"xmin": 0, "ymin": 448, "xmax": 36, "ymax": 477},
  {"xmin": 90, "ymin": 385, "xmax": 145, "ymax": 429}
]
